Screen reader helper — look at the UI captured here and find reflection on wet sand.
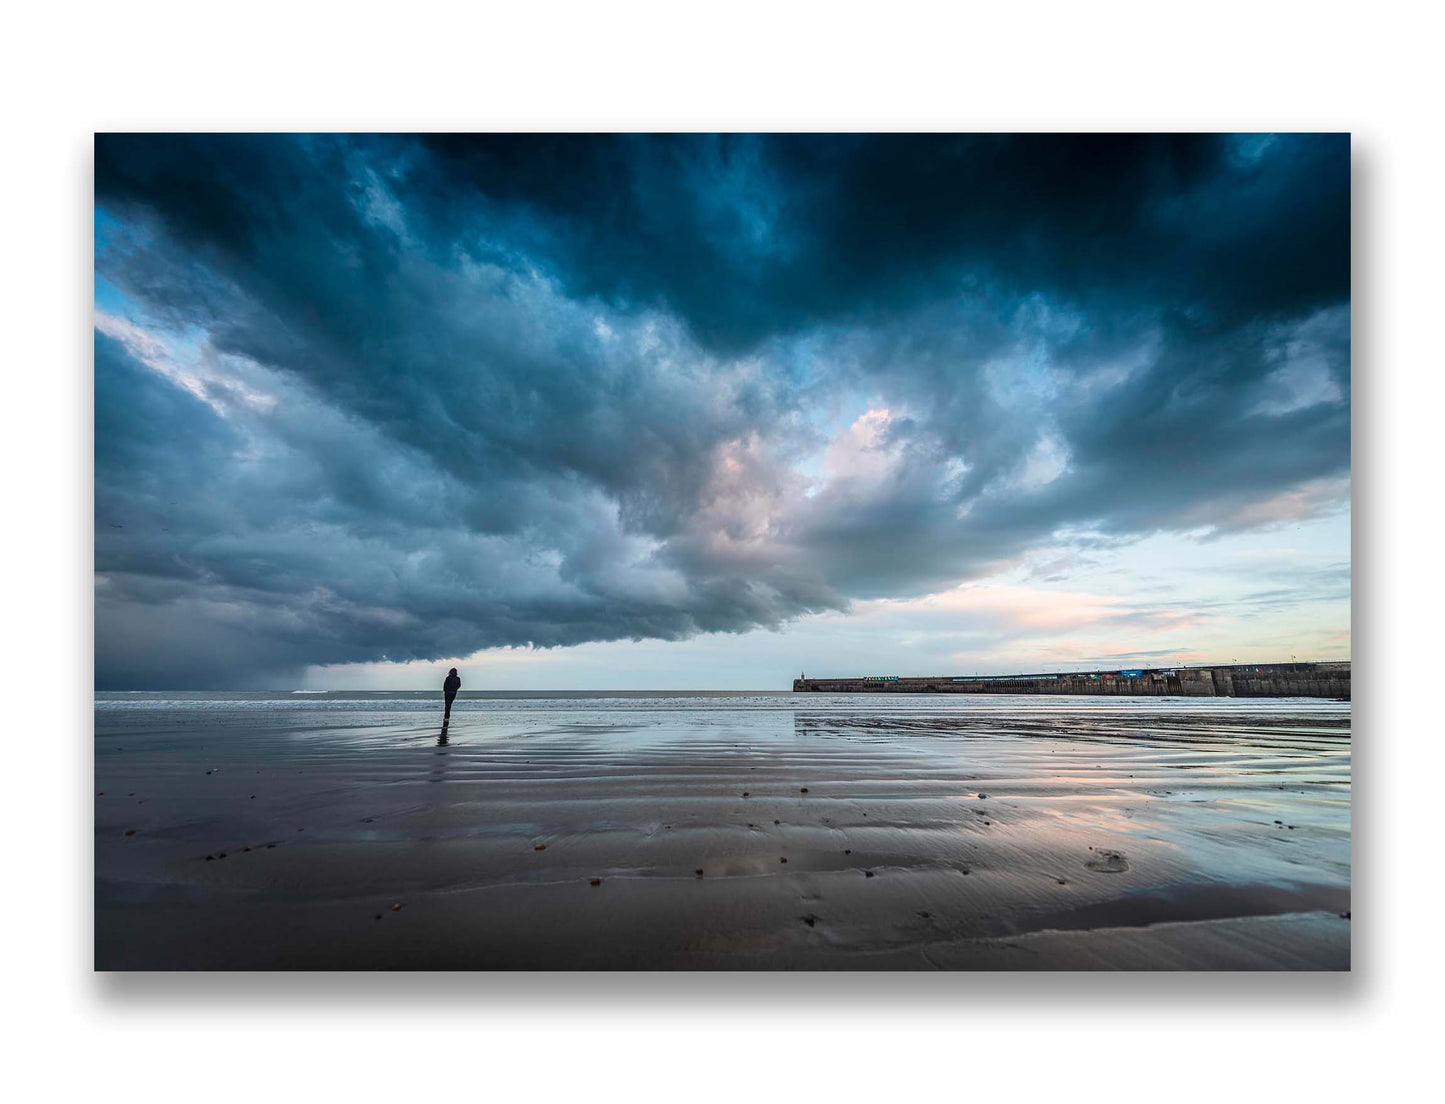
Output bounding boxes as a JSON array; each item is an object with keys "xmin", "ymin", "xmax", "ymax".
[{"xmin": 94, "ymin": 695, "xmax": 1350, "ymax": 969}]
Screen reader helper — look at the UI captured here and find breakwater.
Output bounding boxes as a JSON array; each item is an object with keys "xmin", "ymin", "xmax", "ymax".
[{"xmin": 793, "ymin": 661, "xmax": 1350, "ymax": 699}]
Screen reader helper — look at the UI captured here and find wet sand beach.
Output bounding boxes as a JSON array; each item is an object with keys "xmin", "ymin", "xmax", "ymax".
[{"xmin": 95, "ymin": 692, "xmax": 1350, "ymax": 970}]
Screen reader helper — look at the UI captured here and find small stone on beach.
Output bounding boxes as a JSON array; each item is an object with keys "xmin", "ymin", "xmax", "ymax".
[{"xmin": 1085, "ymin": 849, "xmax": 1129, "ymax": 873}]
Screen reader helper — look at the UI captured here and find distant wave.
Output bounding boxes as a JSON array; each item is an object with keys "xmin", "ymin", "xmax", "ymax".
[{"xmin": 291, "ymin": 690, "xmax": 327, "ymax": 694}]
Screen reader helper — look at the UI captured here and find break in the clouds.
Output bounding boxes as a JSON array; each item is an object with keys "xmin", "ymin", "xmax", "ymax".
[{"xmin": 93, "ymin": 134, "xmax": 1350, "ymax": 688}]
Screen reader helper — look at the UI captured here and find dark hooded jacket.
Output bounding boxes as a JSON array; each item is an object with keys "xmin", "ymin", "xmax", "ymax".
[{"xmin": 443, "ymin": 673, "xmax": 461, "ymax": 695}]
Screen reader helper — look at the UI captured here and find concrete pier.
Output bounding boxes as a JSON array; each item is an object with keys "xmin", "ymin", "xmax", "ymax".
[{"xmin": 792, "ymin": 661, "xmax": 1350, "ymax": 699}]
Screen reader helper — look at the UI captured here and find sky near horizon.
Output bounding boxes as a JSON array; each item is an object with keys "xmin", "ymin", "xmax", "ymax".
[{"xmin": 93, "ymin": 134, "xmax": 1350, "ymax": 689}]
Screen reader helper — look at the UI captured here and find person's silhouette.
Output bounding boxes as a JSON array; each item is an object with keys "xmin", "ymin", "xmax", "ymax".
[{"xmin": 443, "ymin": 667, "xmax": 461, "ymax": 719}]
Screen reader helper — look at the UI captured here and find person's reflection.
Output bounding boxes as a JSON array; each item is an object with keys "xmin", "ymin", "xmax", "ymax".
[{"xmin": 430, "ymin": 722, "xmax": 452, "ymax": 789}]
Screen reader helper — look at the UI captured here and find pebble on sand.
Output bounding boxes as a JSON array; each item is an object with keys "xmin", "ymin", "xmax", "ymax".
[{"xmin": 1084, "ymin": 849, "xmax": 1129, "ymax": 873}]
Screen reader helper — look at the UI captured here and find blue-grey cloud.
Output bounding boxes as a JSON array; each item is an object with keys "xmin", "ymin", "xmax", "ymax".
[{"xmin": 93, "ymin": 134, "xmax": 1350, "ymax": 687}]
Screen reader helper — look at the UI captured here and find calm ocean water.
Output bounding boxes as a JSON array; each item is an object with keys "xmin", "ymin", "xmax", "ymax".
[
  {"xmin": 94, "ymin": 690, "xmax": 1351, "ymax": 745},
  {"xmin": 95, "ymin": 689, "xmax": 1351, "ymax": 712}
]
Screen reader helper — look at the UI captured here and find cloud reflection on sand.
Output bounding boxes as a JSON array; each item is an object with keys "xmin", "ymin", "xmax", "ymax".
[{"xmin": 95, "ymin": 693, "xmax": 1350, "ymax": 969}]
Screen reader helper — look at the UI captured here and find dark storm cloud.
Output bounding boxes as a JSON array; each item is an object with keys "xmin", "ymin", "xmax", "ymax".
[
  {"xmin": 93, "ymin": 133, "xmax": 1350, "ymax": 687},
  {"xmin": 404, "ymin": 134, "xmax": 1347, "ymax": 347}
]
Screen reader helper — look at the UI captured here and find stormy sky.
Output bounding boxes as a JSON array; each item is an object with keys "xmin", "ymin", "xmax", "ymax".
[{"xmin": 94, "ymin": 134, "xmax": 1350, "ymax": 689}]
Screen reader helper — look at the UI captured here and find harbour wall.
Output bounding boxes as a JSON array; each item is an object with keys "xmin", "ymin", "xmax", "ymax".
[{"xmin": 792, "ymin": 661, "xmax": 1350, "ymax": 699}]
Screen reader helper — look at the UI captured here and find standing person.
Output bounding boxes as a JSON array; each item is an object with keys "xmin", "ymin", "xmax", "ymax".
[{"xmin": 443, "ymin": 667, "xmax": 461, "ymax": 720}]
